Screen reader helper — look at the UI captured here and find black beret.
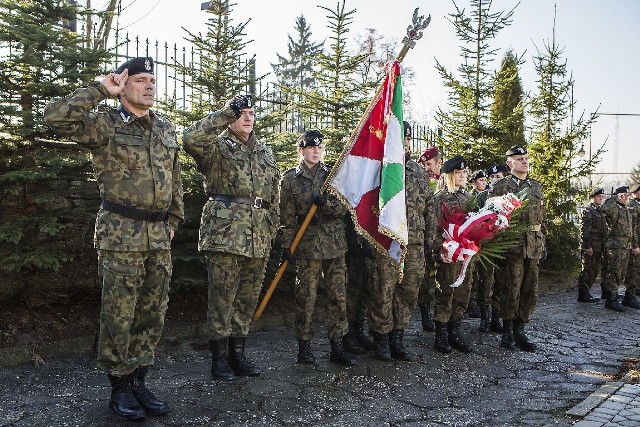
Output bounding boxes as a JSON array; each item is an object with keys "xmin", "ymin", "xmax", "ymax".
[
  {"xmin": 297, "ymin": 130, "xmax": 324, "ymax": 148},
  {"xmin": 115, "ymin": 57, "xmax": 154, "ymax": 76},
  {"xmin": 403, "ymin": 121, "xmax": 412, "ymax": 138},
  {"xmin": 614, "ymin": 186, "xmax": 630, "ymax": 195},
  {"xmin": 589, "ymin": 188, "xmax": 605, "ymax": 198},
  {"xmin": 487, "ymin": 164, "xmax": 509, "ymax": 176},
  {"xmin": 505, "ymin": 145, "xmax": 527, "ymax": 156},
  {"xmin": 441, "ymin": 155, "xmax": 467, "ymax": 174},
  {"xmin": 468, "ymin": 170, "xmax": 486, "ymax": 182}
]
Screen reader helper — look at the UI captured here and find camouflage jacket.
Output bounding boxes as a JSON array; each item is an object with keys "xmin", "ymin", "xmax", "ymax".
[
  {"xmin": 182, "ymin": 108, "xmax": 280, "ymax": 258},
  {"xmin": 43, "ymin": 82, "xmax": 184, "ymax": 252},
  {"xmin": 433, "ymin": 187, "xmax": 471, "ymax": 261},
  {"xmin": 627, "ymin": 197, "xmax": 640, "ymax": 248},
  {"xmin": 580, "ymin": 203, "xmax": 608, "ymax": 252},
  {"xmin": 490, "ymin": 175, "xmax": 547, "ymax": 259},
  {"xmin": 405, "ymin": 159, "xmax": 435, "ymax": 246},
  {"xmin": 279, "ymin": 161, "xmax": 347, "ymax": 260},
  {"xmin": 602, "ymin": 199, "xmax": 634, "ymax": 249}
]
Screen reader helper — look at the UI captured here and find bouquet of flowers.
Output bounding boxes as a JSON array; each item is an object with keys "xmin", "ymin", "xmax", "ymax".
[{"xmin": 439, "ymin": 190, "xmax": 528, "ymax": 288}]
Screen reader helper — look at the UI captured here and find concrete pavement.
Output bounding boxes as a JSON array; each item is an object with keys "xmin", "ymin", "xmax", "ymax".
[{"xmin": 1, "ymin": 288, "xmax": 639, "ymax": 426}]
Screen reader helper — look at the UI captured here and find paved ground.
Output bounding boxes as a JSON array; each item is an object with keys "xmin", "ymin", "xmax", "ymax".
[{"xmin": 1, "ymin": 288, "xmax": 639, "ymax": 427}]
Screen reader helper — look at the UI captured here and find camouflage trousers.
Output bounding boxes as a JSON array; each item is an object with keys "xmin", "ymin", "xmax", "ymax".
[
  {"xmin": 625, "ymin": 252, "xmax": 640, "ymax": 295},
  {"xmin": 434, "ymin": 260, "xmax": 474, "ymax": 323},
  {"xmin": 368, "ymin": 253, "xmax": 400, "ymax": 334},
  {"xmin": 206, "ymin": 252, "xmax": 268, "ymax": 340},
  {"xmin": 96, "ymin": 249, "xmax": 171, "ymax": 376},
  {"xmin": 475, "ymin": 262, "xmax": 499, "ymax": 308},
  {"xmin": 418, "ymin": 256, "xmax": 438, "ymax": 306},
  {"xmin": 496, "ymin": 256, "xmax": 539, "ymax": 322},
  {"xmin": 395, "ymin": 243, "xmax": 425, "ymax": 329},
  {"xmin": 578, "ymin": 250, "xmax": 604, "ymax": 290},
  {"xmin": 604, "ymin": 248, "xmax": 630, "ymax": 295},
  {"xmin": 294, "ymin": 257, "xmax": 349, "ymax": 340},
  {"xmin": 345, "ymin": 248, "xmax": 372, "ymax": 322}
]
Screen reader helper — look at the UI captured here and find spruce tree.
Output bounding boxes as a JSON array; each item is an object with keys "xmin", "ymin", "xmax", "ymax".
[
  {"xmin": 0, "ymin": 0, "xmax": 108, "ymax": 142},
  {"xmin": 629, "ymin": 162, "xmax": 640, "ymax": 187},
  {"xmin": 435, "ymin": 0, "xmax": 517, "ymax": 169},
  {"xmin": 490, "ymin": 49, "xmax": 526, "ymax": 164}
]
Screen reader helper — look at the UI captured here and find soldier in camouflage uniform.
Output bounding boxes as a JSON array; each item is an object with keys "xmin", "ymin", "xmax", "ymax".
[
  {"xmin": 415, "ymin": 146, "xmax": 442, "ymax": 332},
  {"xmin": 278, "ymin": 130, "xmax": 356, "ymax": 367},
  {"xmin": 182, "ymin": 94, "xmax": 280, "ymax": 380},
  {"xmin": 432, "ymin": 155, "xmax": 475, "ymax": 354},
  {"xmin": 601, "ymin": 186, "xmax": 639, "ymax": 311},
  {"xmin": 44, "ymin": 57, "xmax": 184, "ymax": 420},
  {"xmin": 491, "ymin": 145, "xmax": 546, "ymax": 352},
  {"xmin": 625, "ymin": 185, "xmax": 640, "ymax": 304},
  {"xmin": 466, "ymin": 170, "xmax": 488, "ymax": 321},
  {"xmin": 577, "ymin": 188, "xmax": 608, "ymax": 303}
]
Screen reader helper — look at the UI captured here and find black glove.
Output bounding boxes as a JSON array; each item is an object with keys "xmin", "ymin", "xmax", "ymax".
[
  {"xmin": 227, "ymin": 94, "xmax": 252, "ymax": 119},
  {"xmin": 281, "ymin": 248, "xmax": 293, "ymax": 263},
  {"xmin": 312, "ymin": 190, "xmax": 328, "ymax": 208}
]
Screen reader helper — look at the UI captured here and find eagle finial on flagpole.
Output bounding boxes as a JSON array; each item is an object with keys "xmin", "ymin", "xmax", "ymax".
[{"xmin": 397, "ymin": 8, "xmax": 431, "ymax": 62}]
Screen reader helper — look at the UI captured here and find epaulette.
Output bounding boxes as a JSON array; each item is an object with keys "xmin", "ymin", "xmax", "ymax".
[
  {"xmin": 320, "ymin": 163, "xmax": 330, "ymax": 173},
  {"xmin": 283, "ymin": 167, "xmax": 297, "ymax": 177},
  {"xmin": 97, "ymin": 103, "xmax": 111, "ymax": 113},
  {"xmin": 222, "ymin": 136, "xmax": 239, "ymax": 149}
]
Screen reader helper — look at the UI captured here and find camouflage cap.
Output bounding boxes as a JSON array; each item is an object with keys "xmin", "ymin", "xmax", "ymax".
[
  {"xmin": 468, "ymin": 169, "xmax": 486, "ymax": 182},
  {"xmin": 115, "ymin": 57, "xmax": 154, "ymax": 76},
  {"xmin": 418, "ymin": 146, "xmax": 439, "ymax": 163},
  {"xmin": 441, "ymin": 155, "xmax": 467, "ymax": 174},
  {"xmin": 505, "ymin": 145, "xmax": 527, "ymax": 156},
  {"xmin": 403, "ymin": 121, "xmax": 412, "ymax": 138},
  {"xmin": 589, "ymin": 188, "xmax": 605, "ymax": 198},
  {"xmin": 297, "ymin": 130, "xmax": 324, "ymax": 148}
]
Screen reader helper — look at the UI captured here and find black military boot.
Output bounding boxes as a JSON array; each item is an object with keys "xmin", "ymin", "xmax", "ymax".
[
  {"xmin": 447, "ymin": 320, "xmax": 472, "ymax": 353},
  {"xmin": 209, "ymin": 338, "xmax": 235, "ymax": 380},
  {"xmin": 433, "ymin": 321, "xmax": 453, "ymax": 354},
  {"xmin": 577, "ymin": 286, "xmax": 599, "ymax": 303},
  {"xmin": 513, "ymin": 319, "xmax": 536, "ymax": 352},
  {"xmin": 419, "ymin": 304, "xmax": 435, "ymax": 332},
  {"xmin": 500, "ymin": 319, "xmax": 516, "ymax": 350},
  {"xmin": 465, "ymin": 299, "xmax": 481, "ymax": 318},
  {"xmin": 389, "ymin": 329, "xmax": 414, "ymax": 361},
  {"xmin": 371, "ymin": 331, "xmax": 392, "ymax": 361},
  {"xmin": 130, "ymin": 367, "xmax": 170, "ymax": 416},
  {"xmin": 330, "ymin": 337, "xmax": 357, "ymax": 366},
  {"xmin": 478, "ymin": 305, "xmax": 490, "ymax": 333},
  {"xmin": 107, "ymin": 374, "xmax": 146, "ymax": 420},
  {"xmin": 622, "ymin": 292, "xmax": 640, "ymax": 309},
  {"xmin": 297, "ymin": 339, "xmax": 315, "ymax": 364},
  {"xmin": 228, "ymin": 337, "xmax": 261, "ymax": 376},
  {"xmin": 489, "ymin": 306, "xmax": 503, "ymax": 333},
  {"xmin": 605, "ymin": 295, "xmax": 626, "ymax": 312},
  {"xmin": 353, "ymin": 319, "xmax": 375, "ymax": 351},
  {"xmin": 342, "ymin": 324, "xmax": 366, "ymax": 354}
]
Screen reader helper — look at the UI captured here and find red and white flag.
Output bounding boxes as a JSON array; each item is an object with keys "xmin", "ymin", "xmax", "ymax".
[{"xmin": 327, "ymin": 61, "xmax": 407, "ymax": 268}]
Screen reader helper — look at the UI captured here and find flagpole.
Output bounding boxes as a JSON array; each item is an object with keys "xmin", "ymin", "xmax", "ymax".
[{"xmin": 254, "ymin": 8, "xmax": 430, "ymax": 321}]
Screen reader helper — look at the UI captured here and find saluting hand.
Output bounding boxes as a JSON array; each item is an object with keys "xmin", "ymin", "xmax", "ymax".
[{"xmin": 101, "ymin": 69, "xmax": 128, "ymax": 96}]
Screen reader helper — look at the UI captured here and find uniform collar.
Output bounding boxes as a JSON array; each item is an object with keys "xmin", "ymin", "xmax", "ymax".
[{"xmin": 118, "ymin": 104, "xmax": 153, "ymax": 126}]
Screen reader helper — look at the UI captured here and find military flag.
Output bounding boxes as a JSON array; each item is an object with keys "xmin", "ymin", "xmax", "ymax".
[{"xmin": 327, "ymin": 60, "xmax": 407, "ymax": 269}]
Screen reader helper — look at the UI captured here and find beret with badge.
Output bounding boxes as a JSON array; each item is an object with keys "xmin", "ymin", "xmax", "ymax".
[
  {"xmin": 441, "ymin": 155, "xmax": 467, "ymax": 174},
  {"xmin": 297, "ymin": 130, "xmax": 324, "ymax": 148},
  {"xmin": 487, "ymin": 164, "xmax": 509, "ymax": 176},
  {"xmin": 614, "ymin": 185, "xmax": 630, "ymax": 195},
  {"xmin": 589, "ymin": 188, "xmax": 605, "ymax": 198},
  {"xmin": 468, "ymin": 170, "xmax": 486, "ymax": 182},
  {"xmin": 115, "ymin": 56, "xmax": 154, "ymax": 76},
  {"xmin": 505, "ymin": 145, "xmax": 527, "ymax": 156},
  {"xmin": 403, "ymin": 121, "xmax": 412, "ymax": 138},
  {"xmin": 227, "ymin": 94, "xmax": 253, "ymax": 119},
  {"xmin": 418, "ymin": 146, "xmax": 439, "ymax": 163}
]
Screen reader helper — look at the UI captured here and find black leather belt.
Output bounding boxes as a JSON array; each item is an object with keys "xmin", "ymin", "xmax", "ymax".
[
  {"xmin": 208, "ymin": 194, "xmax": 270, "ymax": 209},
  {"xmin": 101, "ymin": 200, "xmax": 169, "ymax": 222}
]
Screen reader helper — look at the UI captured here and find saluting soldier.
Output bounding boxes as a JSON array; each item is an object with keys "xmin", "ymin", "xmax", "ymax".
[
  {"xmin": 625, "ymin": 185, "xmax": 640, "ymax": 302},
  {"xmin": 432, "ymin": 155, "xmax": 475, "ymax": 354},
  {"xmin": 279, "ymin": 130, "xmax": 356, "ymax": 367},
  {"xmin": 492, "ymin": 145, "xmax": 546, "ymax": 352},
  {"xmin": 44, "ymin": 57, "xmax": 184, "ymax": 420},
  {"xmin": 183, "ymin": 94, "xmax": 280, "ymax": 380},
  {"xmin": 577, "ymin": 188, "xmax": 608, "ymax": 303},
  {"xmin": 601, "ymin": 186, "xmax": 640, "ymax": 311}
]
